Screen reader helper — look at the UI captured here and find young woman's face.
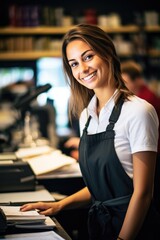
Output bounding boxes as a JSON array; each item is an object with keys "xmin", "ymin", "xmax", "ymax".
[{"xmin": 66, "ymin": 39, "xmax": 110, "ymax": 91}]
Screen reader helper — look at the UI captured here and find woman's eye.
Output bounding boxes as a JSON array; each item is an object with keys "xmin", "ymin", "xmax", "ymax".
[
  {"xmin": 70, "ymin": 62, "xmax": 77, "ymax": 68},
  {"xmin": 85, "ymin": 54, "xmax": 93, "ymax": 61}
]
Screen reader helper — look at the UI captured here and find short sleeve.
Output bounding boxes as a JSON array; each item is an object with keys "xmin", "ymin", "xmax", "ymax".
[{"xmin": 126, "ymin": 102, "xmax": 159, "ymax": 153}]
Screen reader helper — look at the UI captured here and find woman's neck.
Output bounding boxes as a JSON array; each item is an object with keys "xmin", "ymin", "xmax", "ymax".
[{"xmin": 96, "ymin": 87, "xmax": 116, "ymax": 115}]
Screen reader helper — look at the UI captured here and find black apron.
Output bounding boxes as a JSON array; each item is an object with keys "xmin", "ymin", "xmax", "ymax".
[{"xmin": 79, "ymin": 98, "xmax": 160, "ymax": 240}]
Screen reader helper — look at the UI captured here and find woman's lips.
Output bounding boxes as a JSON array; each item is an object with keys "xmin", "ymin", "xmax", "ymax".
[{"xmin": 82, "ymin": 71, "xmax": 97, "ymax": 81}]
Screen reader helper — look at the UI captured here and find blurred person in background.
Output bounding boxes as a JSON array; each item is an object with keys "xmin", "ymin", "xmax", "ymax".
[{"xmin": 121, "ymin": 60, "xmax": 160, "ymax": 116}]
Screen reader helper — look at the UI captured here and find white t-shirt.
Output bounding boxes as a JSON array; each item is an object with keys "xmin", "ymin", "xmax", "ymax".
[{"xmin": 79, "ymin": 93, "xmax": 159, "ymax": 178}]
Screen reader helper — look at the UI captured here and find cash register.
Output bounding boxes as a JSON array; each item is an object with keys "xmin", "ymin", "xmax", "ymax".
[
  {"xmin": 0, "ymin": 153, "xmax": 36, "ymax": 192},
  {"xmin": 0, "ymin": 84, "xmax": 53, "ymax": 193}
]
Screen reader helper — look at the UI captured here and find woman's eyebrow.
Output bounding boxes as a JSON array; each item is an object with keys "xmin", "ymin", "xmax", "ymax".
[{"xmin": 68, "ymin": 49, "xmax": 92, "ymax": 62}]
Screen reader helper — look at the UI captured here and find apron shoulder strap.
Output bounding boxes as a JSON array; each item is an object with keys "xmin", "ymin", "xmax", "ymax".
[
  {"xmin": 83, "ymin": 115, "xmax": 92, "ymax": 133},
  {"xmin": 107, "ymin": 97, "xmax": 124, "ymax": 130}
]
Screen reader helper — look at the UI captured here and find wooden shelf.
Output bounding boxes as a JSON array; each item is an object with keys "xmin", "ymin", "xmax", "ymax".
[
  {"xmin": 0, "ymin": 25, "xmax": 159, "ymax": 35},
  {"xmin": 144, "ymin": 26, "xmax": 160, "ymax": 32},
  {"xmin": 0, "ymin": 25, "xmax": 141, "ymax": 35},
  {"xmin": 148, "ymin": 49, "xmax": 160, "ymax": 57},
  {"xmin": 0, "ymin": 26, "xmax": 74, "ymax": 35},
  {"xmin": 100, "ymin": 25, "xmax": 140, "ymax": 33},
  {"xmin": 0, "ymin": 50, "xmax": 62, "ymax": 60}
]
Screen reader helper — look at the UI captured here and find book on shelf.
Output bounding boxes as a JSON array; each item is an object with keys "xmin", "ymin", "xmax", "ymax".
[
  {"xmin": 4, "ymin": 36, "xmax": 34, "ymax": 52},
  {"xmin": 0, "ymin": 206, "xmax": 56, "ymax": 230}
]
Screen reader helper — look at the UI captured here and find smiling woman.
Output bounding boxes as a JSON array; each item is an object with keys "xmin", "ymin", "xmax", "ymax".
[
  {"xmin": 66, "ymin": 40, "xmax": 112, "ymax": 101},
  {"xmin": 20, "ymin": 24, "xmax": 160, "ymax": 240},
  {"xmin": 62, "ymin": 24, "xmax": 131, "ymax": 120}
]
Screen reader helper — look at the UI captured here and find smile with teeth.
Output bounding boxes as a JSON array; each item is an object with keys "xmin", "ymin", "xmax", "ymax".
[{"xmin": 82, "ymin": 72, "xmax": 96, "ymax": 81}]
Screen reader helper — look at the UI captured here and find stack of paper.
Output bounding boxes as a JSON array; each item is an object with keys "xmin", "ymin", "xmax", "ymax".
[
  {"xmin": 0, "ymin": 187, "xmax": 55, "ymax": 205},
  {"xmin": 14, "ymin": 217, "xmax": 56, "ymax": 230},
  {"xmin": 0, "ymin": 231, "xmax": 65, "ymax": 240},
  {"xmin": 16, "ymin": 148, "xmax": 77, "ymax": 176},
  {"xmin": 0, "ymin": 206, "xmax": 55, "ymax": 230},
  {"xmin": 15, "ymin": 146, "xmax": 53, "ymax": 159}
]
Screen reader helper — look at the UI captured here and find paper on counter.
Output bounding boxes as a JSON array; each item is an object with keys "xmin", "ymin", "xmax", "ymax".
[
  {"xmin": 25, "ymin": 150, "xmax": 76, "ymax": 176},
  {"xmin": 0, "ymin": 188, "xmax": 55, "ymax": 204},
  {"xmin": 0, "ymin": 231, "xmax": 65, "ymax": 240}
]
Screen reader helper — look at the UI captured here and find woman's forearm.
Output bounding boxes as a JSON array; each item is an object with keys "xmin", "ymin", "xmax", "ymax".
[
  {"xmin": 20, "ymin": 187, "xmax": 91, "ymax": 216},
  {"xmin": 118, "ymin": 191, "xmax": 152, "ymax": 240},
  {"xmin": 58, "ymin": 187, "xmax": 91, "ymax": 211}
]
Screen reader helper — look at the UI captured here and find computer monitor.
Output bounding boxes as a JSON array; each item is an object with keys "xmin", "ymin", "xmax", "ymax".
[
  {"xmin": 0, "ymin": 67, "xmax": 34, "ymax": 89},
  {"xmin": 36, "ymin": 57, "xmax": 70, "ymax": 134}
]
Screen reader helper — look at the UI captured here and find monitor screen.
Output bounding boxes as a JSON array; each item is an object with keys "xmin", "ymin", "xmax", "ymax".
[
  {"xmin": 36, "ymin": 57, "xmax": 70, "ymax": 133},
  {"xmin": 0, "ymin": 67, "xmax": 34, "ymax": 89}
]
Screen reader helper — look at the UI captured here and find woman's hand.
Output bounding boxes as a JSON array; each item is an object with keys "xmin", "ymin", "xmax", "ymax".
[
  {"xmin": 20, "ymin": 201, "xmax": 62, "ymax": 216},
  {"xmin": 64, "ymin": 137, "xmax": 80, "ymax": 160},
  {"xmin": 64, "ymin": 137, "xmax": 80, "ymax": 149}
]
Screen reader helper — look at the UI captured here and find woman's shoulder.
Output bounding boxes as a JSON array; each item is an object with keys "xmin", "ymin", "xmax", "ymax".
[
  {"xmin": 121, "ymin": 95, "xmax": 159, "ymax": 127},
  {"xmin": 117, "ymin": 96, "xmax": 158, "ymax": 137},
  {"xmin": 124, "ymin": 95, "xmax": 156, "ymax": 114}
]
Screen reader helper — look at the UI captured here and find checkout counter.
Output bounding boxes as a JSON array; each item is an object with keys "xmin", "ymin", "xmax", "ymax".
[
  {"xmin": 0, "ymin": 184, "xmax": 72, "ymax": 240},
  {"xmin": 0, "ymin": 146, "xmax": 88, "ymax": 240}
]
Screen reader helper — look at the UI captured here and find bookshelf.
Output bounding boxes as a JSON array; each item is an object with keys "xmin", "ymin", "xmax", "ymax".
[{"xmin": 0, "ymin": 25, "xmax": 160, "ymax": 60}]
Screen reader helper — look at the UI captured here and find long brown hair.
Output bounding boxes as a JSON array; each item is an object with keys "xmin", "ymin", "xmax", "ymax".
[{"xmin": 62, "ymin": 24, "xmax": 132, "ymax": 118}]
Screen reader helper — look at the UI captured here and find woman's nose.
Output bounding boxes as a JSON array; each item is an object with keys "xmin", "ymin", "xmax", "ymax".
[{"xmin": 79, "ymin": 62, "xmax": 89, "ymax": 73}]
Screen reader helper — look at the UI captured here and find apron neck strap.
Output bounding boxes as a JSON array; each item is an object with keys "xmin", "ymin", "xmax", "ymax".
[
  {"xmin": 83, "ymin": 115, "xmax": 92, "ymax": 133},
  {"xmin": 106, "ymin": 97, "xmax": 124, "ymax": 130}
]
